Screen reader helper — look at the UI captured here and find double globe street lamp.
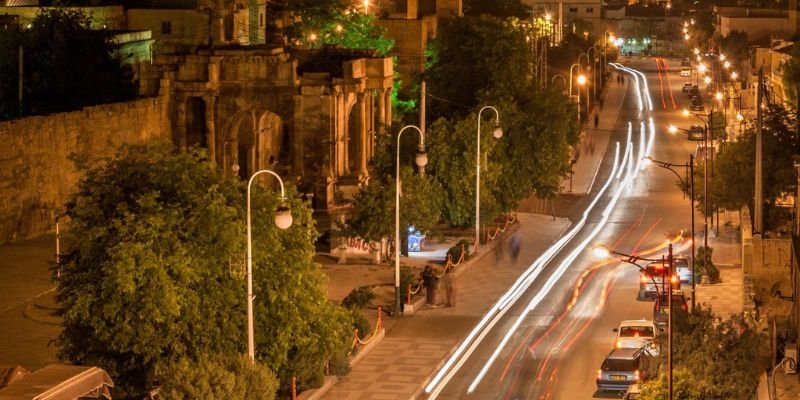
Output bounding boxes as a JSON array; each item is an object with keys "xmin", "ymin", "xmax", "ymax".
[
  {"xmin": 593, "ymin": 243, "xmax": 677, "ymax": 400},
  {"xmin": 242, "ymin": 167, "xmax": 293, "ymax": 362}
]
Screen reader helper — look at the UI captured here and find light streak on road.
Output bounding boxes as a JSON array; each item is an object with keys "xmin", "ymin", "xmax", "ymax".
[
  {"xmin": 616, "ymin": 123, "xmax": 632, "ymax": 179},
  {"xmin": 660, "ymin": 59, "xmax": 677, "ymax": 110},
  {"xmin": 426, "ymin": 63, "xmax": 658, "ymax": 399}
]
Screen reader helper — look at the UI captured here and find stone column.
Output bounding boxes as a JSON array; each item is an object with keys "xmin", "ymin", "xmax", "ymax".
[
  {"xmin": 175, "ymin": 96, "xmax": 187, "ymax": 148},
  {"xmin": 376, "ymin": 89, "xmax": 386, "ymax": 135},
  {"xmin": 356, "ymin": 92, "xmax": 368, "ymax": 176},
  {"xmin": 384, "ymin": 89, "xmax": 392, "ymax": 131}
]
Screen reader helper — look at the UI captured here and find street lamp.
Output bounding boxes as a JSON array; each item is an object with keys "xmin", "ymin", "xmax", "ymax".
[
  {"xmin": 682, "ymin": 109, "xmax": 714, "ymax": 253},
  {"xmin": 244, "ymin": 168, "xmax": 293, "ymax": 362},
  {"xmin": 552, "ymin": 73, "xmax": 568, "ymax": 92},
  {"xmin": 475, "ymin": 107, "xmax": 502, "ymax": 252},
  {"xmin": 593, "ymin": 244, "xmax": 676, "ymax": 400},
  {"xmin": 569, "ymin": 63, "xmax": 582, "ymax": 97},
  {"xmin": 643, "ymin": 156, "xmax": 696, "ymax": 310},
  {"xmin": 395, "ymin": 125, "xmax": 427, "ymax": 314},
  {"xmin": 586, "ymin": 46, "xmax": 599, "ymax": 101}
]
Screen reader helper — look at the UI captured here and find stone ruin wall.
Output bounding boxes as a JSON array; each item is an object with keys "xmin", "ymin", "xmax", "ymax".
[{"xmin": 0, "ymin": 96, "xmax": 171, "ymax": 245}]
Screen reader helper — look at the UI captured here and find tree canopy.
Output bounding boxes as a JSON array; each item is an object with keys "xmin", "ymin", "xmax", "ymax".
[
  {"xmin": 57, "ymin": 143, "xmax": 352, "ymax": 397},
  {"xmin": 781, "ymin": 44, "xmax": 800, "ymax": 109},
  {"xmin": 0, "ymin": 8, "xmax": 136, "ymax": 121},
  {"xmin": 638, "ymin": 307, "xmax": 761, "ymax": 399},
  {"xmin": 694, "ymin": 103, "xmax": 800, "ymax": 224}
]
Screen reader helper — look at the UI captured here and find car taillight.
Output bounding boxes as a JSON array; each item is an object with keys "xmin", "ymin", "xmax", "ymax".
[
  {"xmin": 682, "ymin": 303, "xmax": 688, "ymax": 311},
  {"xmin": 597, "ymin": 369, "xmax": 603, "ymax": 380},
  {"xmin": 670, "ymin": 275, "xmax": 678, "ymax": 284},
  {"xmin": 616, "ymin": 340, "xmax": 622, "ymax": 348},
  {"xmin": 634, "ymin": 369, "xmax": 640, "ymax": 382},
  {"xmin": 640, "ymin": 276, "xmax": 648, "ymax": 283}
]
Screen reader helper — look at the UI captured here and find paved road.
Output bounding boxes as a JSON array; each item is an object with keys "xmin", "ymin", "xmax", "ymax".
[{"xmin": 425, "ymin": 56, "xmax": 705, "ymax": 400}]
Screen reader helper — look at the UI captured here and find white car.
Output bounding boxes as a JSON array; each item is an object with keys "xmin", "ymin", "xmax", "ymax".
[{"xmin": 614, "ymin": 320, "xmax": 657, "ymax": 354}]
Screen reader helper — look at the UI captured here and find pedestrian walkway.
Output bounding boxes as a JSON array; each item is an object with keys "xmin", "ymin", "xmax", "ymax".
[
  {"xmin": 693, "ymin": 212, "xmax": 744, "ymax": 319},
  {"xmin": 561, "ymin": 75, "xmax": 628, "ymax": 195},
  {"xmin": 320, "ymin": 213, "xmax": 570, "ymax": 400}
]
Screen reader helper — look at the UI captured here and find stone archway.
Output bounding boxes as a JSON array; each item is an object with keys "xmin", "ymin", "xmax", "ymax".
[{"xmin": 221, "ymin": 109, "xmax": 284, "ymax": 180}]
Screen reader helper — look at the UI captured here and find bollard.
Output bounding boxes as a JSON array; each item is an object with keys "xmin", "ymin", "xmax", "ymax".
[
  {"xmin": 292, "ymin": 376, "xmax": 296, "ymax": 400},
  {"xmin": 407, "ymin": 286, "xmax": 411, "ymax": 304},
  {"xmin": 377, "ymin": 306, "xmax": 382, "ymax": 329}
]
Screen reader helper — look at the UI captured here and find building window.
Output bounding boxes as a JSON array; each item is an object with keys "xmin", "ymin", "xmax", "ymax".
[
  {"xmin": 586, "ymin": 7, "xmax": 594, "ymax": 13},
  {"xmin": 161, "ymin": 21, "xmax": 172, "ymax": 35},
  {"xmin": 568, "ymin": 7, "xmax": 578, "ymax": 13},
  {"xmin": 260, "ymin": 13, "xmax": 264, "ymax": 28}
]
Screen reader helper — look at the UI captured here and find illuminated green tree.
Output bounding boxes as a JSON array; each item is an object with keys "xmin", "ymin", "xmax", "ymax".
[{"xmin": 57, "ymin": 143, "xmax": 352, "ymax": 397}]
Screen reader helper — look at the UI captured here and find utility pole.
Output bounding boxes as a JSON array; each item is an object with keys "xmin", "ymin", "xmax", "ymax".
[
  {"xmin": 755, "ymin": 69, "xmax": 764, "ymax": 233},
  {"xmin": 667, "ymin": 244, "xmax": 674, "ymax": 400},
  {"xmin": 18, "ymin": 45, "xmax": 23, "ymax": 116},
  {"xmin": 690, "ymin": 154, "xmax": 696, "ymax": 310}
]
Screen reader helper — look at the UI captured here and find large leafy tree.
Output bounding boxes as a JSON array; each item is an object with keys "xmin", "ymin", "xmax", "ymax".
[
  {"xmin": 781, "ymin": 44, "xmax": 800, "ymax": 110},
  {"xmin": 424, "ymin": 15, "xmax": 531, "ymax": 121},
  {"xmin": 694, "ymin": 103, "xmax": 800, "ymax": 223},
  {"xmin": 0, "ymin": 8, "xmax": 136, "ymax": 120},
  {"xmin": 57, "ymin": 143, "xmax": 351, "ymax": 397},
  {"xmin": 717, "ymin": 30, "xmax": 749, "ymax": 69},
  {"xmin": 639, "ymin": 308, "xmax": 761, "ymax": 399},
  {"xmin": 154, "ymin": 354, "xmax": 278, "ymax": 399},
  {"xmin": 463, "ymin": 0, "xmax": 531, "ymax": 18},
  {"xmin": 298, "ymin": 12, "xmax": 394, "ymax": 56}
]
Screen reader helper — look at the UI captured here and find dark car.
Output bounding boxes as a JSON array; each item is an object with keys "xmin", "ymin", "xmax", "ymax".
[
  {"xmin": 687, "ymin": 125, "xmax": 704, "ymax": 141},
  {"xmin": 682, "ymin": 82, "xmax": 693, "ymax": 92},
  {"xmin": 690, "ymin": 101, "xmax": 704, "ymax": 111},
  {"xmin": 596, "ymin": 348, "xmax": 652, "ymax": 393},
  {"xmin": 653, "ymin": 290, "xmax": 688, "ymax": 327},
  {"xmin": 688, "ymin": 85, "xmax": 700, "ymax": 97}
]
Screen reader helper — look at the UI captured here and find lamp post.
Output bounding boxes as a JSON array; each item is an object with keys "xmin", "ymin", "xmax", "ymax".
[
  {"xmin": 475, "ymin": 107, "xmax": 502, "ymax": 252},
  {"xmin": 644, "ymin": 155, "xmax": 696, "ymax": 310},
  {"xmin": 683, "ymin": 108, "xmax": 712, "ymax": 258},
  {"xmin": 552, "ymin": 73, "xmax": 567, "ymax": 92},
  {"xmin": 587, "ymin": 46, "xmax": 598, "ymax": 101},
  {"xmin": 569, "ymin": 62, "xmax": 582, "ymax": 97},
  {"xmin": 244, "ymin": 168, "xmax": 293, "ymax": 363},
  {"xmin": 593, "ymin": 244, "xmax": 675, "ymax": 400},
  {"xmin": 395, "ymin": 125, "xmax": 428, "ymax": 315},
  {"xmin": 577, "ymin": 74, "xmax": 587, "ymax": 125}
]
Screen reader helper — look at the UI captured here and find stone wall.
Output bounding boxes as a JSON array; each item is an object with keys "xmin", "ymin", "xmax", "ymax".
[{"xmin": 0, "ymin": 96, "xmax": 171, "ymax": 245}]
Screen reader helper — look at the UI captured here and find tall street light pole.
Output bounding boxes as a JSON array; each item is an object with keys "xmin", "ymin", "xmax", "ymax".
[
  {"xmin": 587, "ymin": 46, "xmax": 598, "ymax": 101},
  {"xmin": 593, "ymin": 244, "xmax": 675, "ymax": 400},
  {"xmin": 395, "ymin": 125, "xmax": 428, "ymax": 315},
  {"xmin": 245, "ymin": 168, "xmax": 293, "ymax": 363},
  {"xmin": 475, "ymin": 106, "xmax": 502, "ymax": 252},
  {"xmin": 644, "ymin": 155, "xmax": 696, "ymax": 310}
]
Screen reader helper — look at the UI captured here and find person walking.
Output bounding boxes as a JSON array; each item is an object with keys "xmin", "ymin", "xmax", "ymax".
[
  {"xmin": 509, "ymin": 234, "xmax": 521, "ymax": 264},
  {"xmin": 593, "ymin": 113, "xmax": 599, "ymax": 129},
  {"xmin": 421, "ymin": 265, "xmax": 437, "ymax": 305},
  {"xmin": 442, "ymin": 268, "xmax": 455, "ymax": 307}
]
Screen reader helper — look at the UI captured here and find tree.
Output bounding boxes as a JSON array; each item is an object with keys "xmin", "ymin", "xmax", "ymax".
[
  {"xmin": 299, "ymin": 12, "xmax": 394, "ymax": 56},
  {"xmin": 463, "ymin": 0, "xmax": 531, "ymax": 18},
  {"xmin": 694, "ymin": 103, "xmax": 800, "ymax": 227},
  {"xmin": 780, "ymin": 44, "xmax": 800, "ymax": 110},
  {"xmin": 0, "ymin": 8, "xmax": 136, "ymax": 120},
  {"xmin": 639, "ymin": 307, "xmax": 761, "ymax": 399},
  {"xmin": 717, "ymin": 30, "xmax": 749, "ymax": 70},
  {"xmin": 424, "ymin": 15, "xmax": 531, "ymax": 121},
  {"xmin": 154, "ymin": 354, "xmax": 278, "ymax": 399},
  {"xmin": 57, "ymin": 143, "xmax": 352, "ymax": 397}
]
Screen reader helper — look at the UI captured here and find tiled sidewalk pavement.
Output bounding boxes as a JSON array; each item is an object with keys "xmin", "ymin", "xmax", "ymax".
[
  {"xmin": 320, "ymin": 213, "xmax": 570, "ymax": 400},
  {"xmin": 693, "ymin": 212, "xmax": 744, "ymax": 319}
]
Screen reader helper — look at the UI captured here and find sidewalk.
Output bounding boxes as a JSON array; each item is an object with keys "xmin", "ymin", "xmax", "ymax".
[
  {"xmin": 561, "ymin": 75, "xmax": 628, "ymax": 195},
  {"xmin": 694, "ymin": 211, "xmax": 744, "ymax": 319},
  {"xmin": 319, "ymin": 213, "xmax": 570, "ymax": 400}
]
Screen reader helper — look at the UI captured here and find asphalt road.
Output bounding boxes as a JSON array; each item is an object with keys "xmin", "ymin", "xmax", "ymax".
[{"xmin": 424, "ymin": 56, "xmax": 707, "ymax": 400}]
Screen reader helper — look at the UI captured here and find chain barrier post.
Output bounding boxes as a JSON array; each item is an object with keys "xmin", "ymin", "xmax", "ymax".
[
  {"xmin": 292, "ymin": 376, "xmax": 297, "ymax": 400},
  {"xmin": 377, "ymin": 306, "xmax": 382, "ymax": 329}
]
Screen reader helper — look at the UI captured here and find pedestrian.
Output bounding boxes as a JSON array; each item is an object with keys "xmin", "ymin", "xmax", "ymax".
[
  {"xmin": 594, "ymin": 113, "xmax": 599, "ymax": 129},
  {"xmin": 509, "ymin": 234, "xmax": 521, "ymax": 263},
  {"xmin": 442, "ymin": 268, "xmax": 455, "ymax": 307},
  {"xmin": 421, "ymin": 265, "xmax": 437, "ymax": 305},
  {"xmin": 495, "ymin": 236, "xmax": 505, "ymax": 262}
]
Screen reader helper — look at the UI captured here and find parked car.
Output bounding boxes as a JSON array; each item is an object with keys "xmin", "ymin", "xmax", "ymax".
[
  {"xmin": 614, "ymin": 320, "xmax": 658, "ymax": 354},
  {"xmin": 674, "ymin": 257, "xmax": 692, "ymax": 282},
  {"xmin": 688, "ymin": 85, "xmax": 700, "ymax": 97},
  {"xmin": 680, "ymin": 67, "xmax": 692, "ymax": 77},
  {"xmin": 596, "ymin": 348, "xmax": 652, "ymax": 393},
  {"xmin": 690, "ymin": 101, "xmax": 704, "ymax": 111},
  {"xmin": 687, "ymin": 125, "xmax": 704, "ymax": 141},
  {"xmin": 638, "ymin": 261, "xmax": 680, "ymax": 300},
  {"xmin": 623, "ymin": 384, "xmax": 642, "ymax": 399},
  {"xmin": 681, "ymin": 58, "xmax": 692, "ymax": 67},
  {"xmin": 682, "ymin": 82, "xmax": 693, "ymax": 92},
  {"xmin": 653, "ymin": 290, "xmax": 688, "ymax": 327}
]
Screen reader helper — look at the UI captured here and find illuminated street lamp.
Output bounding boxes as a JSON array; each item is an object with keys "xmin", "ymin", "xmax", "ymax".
[
  {"xmin": 244, "ymin": 168, "xmax": 293, "ymax": 362},
  {"xmin": 697, "ymin": 63, "xmax": 707, "ymax": 73},
  {"xmin": 731, "ymin": 71, "xmax": 738, "ymax": 80},
  {"xmin": 723, "ymin": 60, "xmax": 731, "ymax": 69},
  {"xmin": 704, "ymin": 76, "xmax": 712, "ymax": 85},
  {"xmin": 643, "ymin": 155, "xmax": 696, "ymax": 310},
  {"xmin": 577, "ymin": 74, "xmax": 587, "ymax": 85},
  {"xmin": 475, "ymin": 107, "xmax": 502, "ymax": 252},
  {"xmin": 684, "ymin": 34, "xmax": 690, "ymax": 40},
  {"xmin": 719, "ymin": 53, "xmax": 726, "ymax": 61},
  {"xmin": 694, "ymin": 48, "xmax": 700, "ymax": 55},
  {"xmin": 395, "ymin": 125, "xmax": 427, "ymax": 314},
  {"xmin": 715, "ymin": 92, "xmax": 723, "ymax": 101},
  {"xmin": 668, "ymin": 124, "xmax": 678, "ymax": 134},
  {"xmin": 593, "ymin": 244, "xmax": 676, "ymax": 400}
]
